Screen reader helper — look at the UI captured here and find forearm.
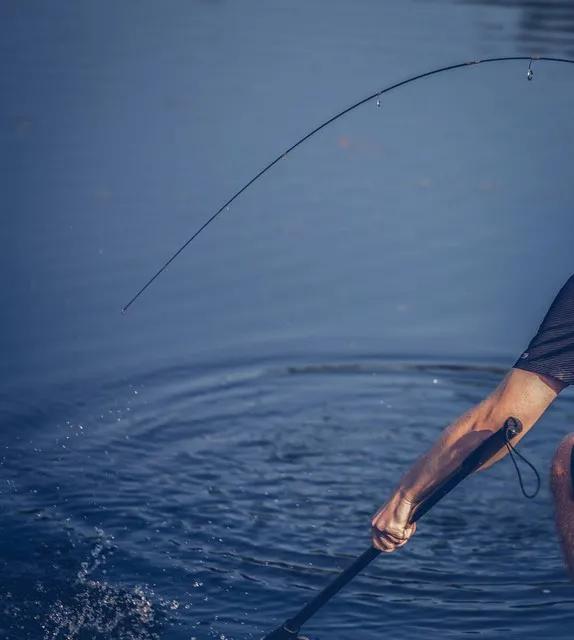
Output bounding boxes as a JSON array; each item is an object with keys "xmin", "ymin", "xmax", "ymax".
[
  {"xmin": 389, "ymin": 368, "xmax": 562, "ymax": 506},
  {"xmin": 389, "ymin": 401, "xmax": 495, "ymax": 505}
]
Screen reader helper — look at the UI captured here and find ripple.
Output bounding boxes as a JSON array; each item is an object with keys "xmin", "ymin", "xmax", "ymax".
[{"xmin": 1, "ymin": 354, "xmax": 574, "ymax": 639}]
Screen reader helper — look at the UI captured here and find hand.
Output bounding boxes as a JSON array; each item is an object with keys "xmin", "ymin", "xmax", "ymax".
[{"xmin": 371, "ymin": 494, "xmax": 417, "ymax": 553}]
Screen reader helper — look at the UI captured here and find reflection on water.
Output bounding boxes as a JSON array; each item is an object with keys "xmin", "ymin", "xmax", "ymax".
[{"xmin": 459, "ymin": 0, "xmax": 574, "ymax": 55}]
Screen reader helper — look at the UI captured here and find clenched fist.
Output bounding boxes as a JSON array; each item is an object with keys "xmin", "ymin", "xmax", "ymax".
[{"xmin": 371, "ymin": 493, "xmax": 417, "ymax": 552}]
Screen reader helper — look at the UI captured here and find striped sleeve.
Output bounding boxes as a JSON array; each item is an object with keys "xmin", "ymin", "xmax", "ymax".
[{"xmin": 513, "ymin": 274, "xmax": 574, "ymax": 386}]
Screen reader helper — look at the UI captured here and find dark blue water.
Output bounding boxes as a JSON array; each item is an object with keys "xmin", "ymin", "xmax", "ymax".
[{"xmin": 2, "ymin": 1, "xmax": 574, "ymax": 638}]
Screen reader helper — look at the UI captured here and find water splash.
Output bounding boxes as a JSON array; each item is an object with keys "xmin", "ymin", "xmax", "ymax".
[
  {"xmin": 42, "ymin": 529, "xmax": 177, "ymax": 640},
  {"xmin": 43, "ymin": 583, "xmax": 160, "ymax": 640}
]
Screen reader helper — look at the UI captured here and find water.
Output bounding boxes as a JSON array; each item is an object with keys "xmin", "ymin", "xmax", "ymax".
[
  {"xmin": 2, "ymin": 1, "xmax": 574, "ymax": 638},
  {"xmin": 3, "ymin": 356, "xmax": 574, "ymax": 639}
]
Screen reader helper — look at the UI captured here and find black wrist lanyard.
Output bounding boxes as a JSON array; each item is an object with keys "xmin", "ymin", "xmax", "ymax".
[{"xmin": 504, "ymin": 428, "xmax": 541, "ymax": 499}]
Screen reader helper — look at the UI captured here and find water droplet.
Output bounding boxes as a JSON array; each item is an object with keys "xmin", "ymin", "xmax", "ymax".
[
  {"xmin": 376, "ymin": 97, "xmax": 381, "ymax": 108},
  {"xmin": 527, "ymin": 68, "xmax": 533, "ymax": 81}
]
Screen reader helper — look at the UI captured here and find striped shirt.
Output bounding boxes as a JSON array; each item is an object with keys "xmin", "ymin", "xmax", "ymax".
[{"xmin": 513, "ymin": 274, "xmax": 574, "ymax": 386}]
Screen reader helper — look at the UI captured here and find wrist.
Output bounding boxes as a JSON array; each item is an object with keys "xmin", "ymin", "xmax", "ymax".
[{"xmin": 391, "ymin": 488, "xmax": 417, "ymax": 507}]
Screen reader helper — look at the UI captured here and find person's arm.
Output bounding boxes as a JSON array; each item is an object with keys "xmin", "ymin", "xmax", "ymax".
[{"xmin": 371, "ymin": 367, "xmax": 566, "ymax": 552}]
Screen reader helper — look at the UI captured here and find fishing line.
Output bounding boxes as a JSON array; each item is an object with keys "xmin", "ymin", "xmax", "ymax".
[{"xmin": 122, "ymin": 55, "xmax": 574, "ymax": 312}]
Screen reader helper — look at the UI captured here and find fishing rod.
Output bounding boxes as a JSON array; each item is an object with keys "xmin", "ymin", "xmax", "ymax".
[
  {"xmin": 262, "ymin": 416, "xmax": 524, "ymax": 640},
  {"xmin": 122, "ymin": 55, "xmax": 574, "ymax": 312}
]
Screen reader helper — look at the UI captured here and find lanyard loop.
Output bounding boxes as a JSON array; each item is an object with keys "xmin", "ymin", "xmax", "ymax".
[{"xmin": 505, "ymin": 428, "xmax": 541, "ymax": 499}]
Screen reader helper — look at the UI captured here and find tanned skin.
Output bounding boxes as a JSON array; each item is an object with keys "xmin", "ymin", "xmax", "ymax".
[
  {"xmin": 551, "ymin": 433, "xmax": 574, "ymax": 578},
  {"xmin": 371, "ymin": 368, "xmax": 569, "ymax": 564}
]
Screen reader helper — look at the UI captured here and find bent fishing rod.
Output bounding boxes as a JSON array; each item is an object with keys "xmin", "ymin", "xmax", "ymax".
[
  {"xmin": 122, "ymin": 55, "xmax": 574, "ymax": 312},
  {"xmin": 262, "ymin": 416, "xmax": 524, "ymax": 640}
]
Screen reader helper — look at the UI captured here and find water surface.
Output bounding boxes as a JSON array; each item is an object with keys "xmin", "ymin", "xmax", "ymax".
[{"xmin": 2, "ymin": 1, "xmax": 574, "ymax": 638}]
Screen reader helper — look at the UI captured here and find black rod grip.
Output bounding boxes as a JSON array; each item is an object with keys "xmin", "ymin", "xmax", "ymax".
[
  {"xmin": 267, "ymin": 417, "xmax": 522, "ymax": 638},
  {"xmin": 411, "ymin": 416, "xmax": 522, "ymax": 522}
]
